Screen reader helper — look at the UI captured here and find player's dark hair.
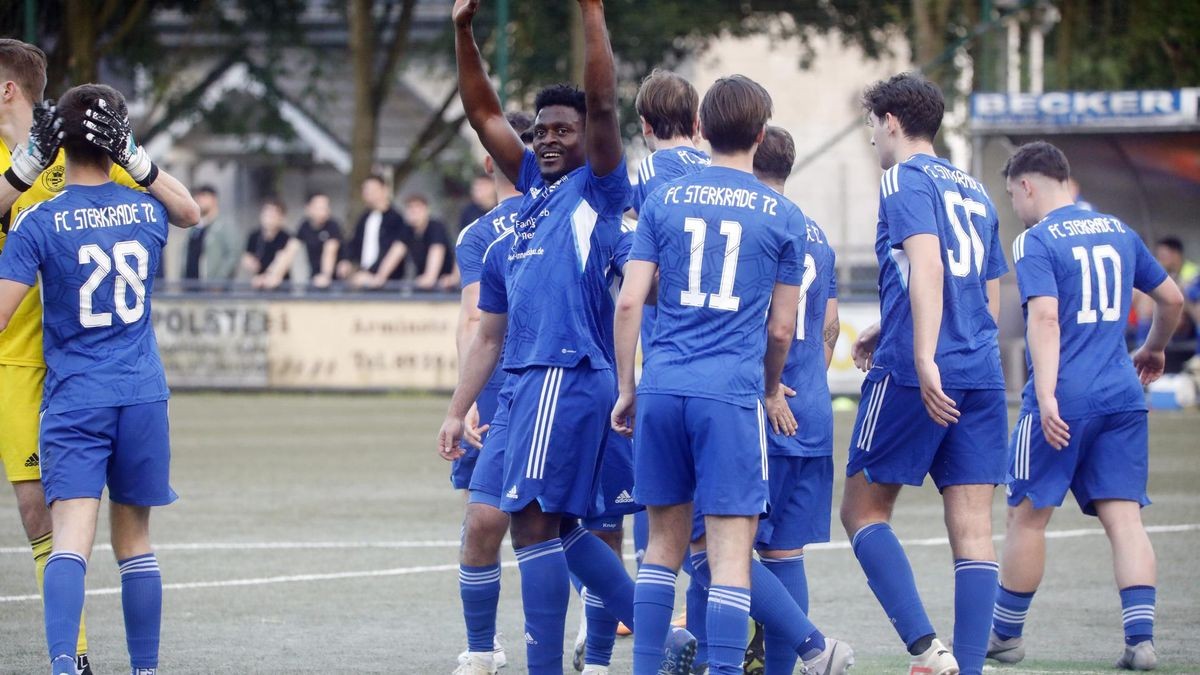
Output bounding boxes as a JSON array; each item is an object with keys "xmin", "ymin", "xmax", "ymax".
[
  {"xmin": 194, "ymin": 184, "xmax": 218, "ymax": 197},
  {"xmin": 699, "ymin": 75, "xmax": 772, "ymax": 154},
  {"xmin": 403, "ymin": 192, "xmax": 430, "ymax": 206},
  {"xmin": 0, "ymin": 39, "xmax": 47, "ymax": 102},
  {"xmin": 1156, "ymin": 236, "xmax": 1184, "ymax": 254},
  {"xmin": 1002, "ymin": 141, "xmax": 1070, "ymax": 182},
  {"xmin": 862, "ymin": 73, "xmax": 944, "ymax": 142},
  {"xmin": 58, "ymin": 83, "xmax": 125, "ymax": 168},
  {"xmin": 261, "ymin": 196, "xmax": 286, "ymax": 214},
  {"xmin": 306, "ymin": 191, "xmax": 328, "ymax": 203},
  {"xmin": 505, "ymin": 110, "xmax": 535, "ymax": 144},
  {"xmin": 636, "ymin": 69, "xmax": 698, "ymax": 141},
  {"xmin": 534, "ymin": 83, "xmax": 586, "ymax": 118},
  {"xmin": 753, "ymin": 126, "xmax": 795, "ymax": 184}
]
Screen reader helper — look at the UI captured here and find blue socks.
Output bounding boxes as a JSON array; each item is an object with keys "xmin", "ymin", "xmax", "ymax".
[
  {"xmin": 582, "ymin": 587, "xmax": 617, "ymax": 667},
  {"xmin": 852, "ymin": 522, "xmax": 935, "ymax": 651},
  {"xmin": 459, "ymin": 563, "xmax": 502, "ymax": 653},
  {"xmin": 119, "ymin": 553, "xmax": 163, "ymax": 672},
  {"xmin": 761, "ymin": 553, "xmax": 811, "ymax": 673},
  {"xmin": 1120, "ymin": 585, "xmax": 1155, "ymax": 645},
  {"xmin": 992, "ymin": 585, "xmax": 1035, "ymax": 640},
  {"xmin": 562, "ymin": 526, "xmax": 635, "ymax": 627},
  {"xmin": 43, "ymin": 551, "xmax": 87, "ymax": 663},
  {"xmin": 953, "ymin": 559, "xmax": 999, "ymax": 675},
  {"xmin": 632, "ymin": 564, "xmax": 676, "ymax": 674},
  {"xmin": 514, "ymin": 539, "xmax": 569, "ymax": 675},
  {"xmin": 686, "ymin": 551, "xmax": 709, "ymax": 665},
  {"xmin": 707, "ymin": 586, "xmax": 752, "ymax": 675}
]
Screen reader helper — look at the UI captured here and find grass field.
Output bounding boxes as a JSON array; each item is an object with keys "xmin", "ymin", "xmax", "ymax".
[{"xmin": 1, "ymin": 393, "xmax": 1198, "ymax": 674}]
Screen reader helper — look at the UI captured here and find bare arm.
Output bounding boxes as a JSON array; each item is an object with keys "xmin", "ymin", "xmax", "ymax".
[
  {"xmin": 438, "ymin": 310, "xmax": 507, "ymax": 459},
  {"xmin": 0, "ymin": 182, "xmax": 19, "ymax": 220},
  {"xmin": 1026, "ymin": 296, "xmax": 1069, "ymax": 448},
  {"xmin": 903, "ymin": 233, "xmax": 959, "ymax": 426},
  {"xmin": 1133, "ymin": 278, "xmax": 1185, "ymax": 385},
  {"xmin": 372, "ymin": 241, "xmax": 408, "ymax": 286},
  {"xmin": 765, "ymin": 282, "xmax": 801, "ymax": 435},
  {"xmin": 578, "ymin": 0, "xmax": 623, "ymax": 177},
  {"xmin": 0, "ymin": 279, "xmax": 32, "ymax": 333},
  {"xmin": 987, "ymin": 277, "xmax": 1001, "ymax": 324},
  {"xmin": 457, "ymin": 282, "xmax": 483, "ymax": 366},
  {"xmin": 318, "ymin": 239, "xmax": 340, "ymax": 279},
  {"xmin": 453, "ymin": 0, "xmax": 525, "ymax": 183},
  {"xmin": 822, "ymin": 298, "xmax": 839, "ymax": 370},
  {"xmin": 147, "ymin": 168, "xmax": 201, "ymax": 228},
  {"xmin": 260, "ymin": 239, "xmax": 300, "ymax": 288},
  {"xmin": 416, "ymin": 243, "xmax": 447, "ymax": 288},
  {"xmin": 610, "ymin": 260, "xmax": 655, "ymax": 437},
  {"xmin": 241, "ymin": 252, "xmax": 261, "ymax": 275}
]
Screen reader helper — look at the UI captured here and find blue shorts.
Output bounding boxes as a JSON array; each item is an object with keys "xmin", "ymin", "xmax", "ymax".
[
  {"xmin": 40, "ymin": 401, "xmax": 177, "ymax": 507},
  {"xmin": 500, "ymin": 366, "xmax": 611, "ymax": 518},
  {"xmin": 756, "ymin": 455, "xmax": 833, "ymax": 551},
  {"xmin": 451, "ymin": 384, "xmax": 503, "ymax": 490},
  {"xmin": 1007, "ymin": 410, "xmax": 1150, "ymax": 517},
  {"xmin": 846, "ymin": 373, "xmax": 1008, "ymax": 490},
  {"xmin": 581, "ymin": 429, "xmax": 642, "ymax": 531},
  {"xmin": 633, "ymin": 394, "xmax": 768, "ymax": 518},
  {"xmin": 467, "ymin": 385, "xmax": 514, "ymax": 510}
]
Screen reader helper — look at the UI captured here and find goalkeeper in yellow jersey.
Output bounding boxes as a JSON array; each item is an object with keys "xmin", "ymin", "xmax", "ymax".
[{"xmin": 0, "ymin": 39, "xmax": 199, "ymax": 673}]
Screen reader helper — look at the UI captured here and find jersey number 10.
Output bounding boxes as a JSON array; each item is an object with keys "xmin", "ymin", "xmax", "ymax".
[
  {"xmin": 1071, "ymin": 244, "xmax": 1122, "ymax": 324},
  {"xmin": 78, "ymin": 241, "xmax": 150, "ymax": 328}
]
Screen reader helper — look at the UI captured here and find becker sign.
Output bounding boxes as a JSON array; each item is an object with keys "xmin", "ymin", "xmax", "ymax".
[{"xmin": 971, "ymin": 89, "xmax": 1200, "ymax": 129}]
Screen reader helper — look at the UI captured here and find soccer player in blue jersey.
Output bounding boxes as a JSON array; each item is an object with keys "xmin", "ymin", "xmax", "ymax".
[
  {"xmin": 612, "ymin": 74, "xmax": 845, "ymax": 675},
  {"xmin": 448, "ymin": 110, "xmax": 533, "ymax": 673},
  {"xmin": 987, "ymin": 142, "xmax": 1183, "ymax": 671},
  {"xmin": 839, "ymin": 73, "xmax": 1008, "ymax": 675},
  {"xmin": 441, "ymin": 2, "xmax": 692, "ymax": 673},
  {"xmin": 752, "ymin": 125, "xmax": 845, "ymax": 675},
  {"xmin": 0, "ymin": 84, "xmax": 199, "ymax": 675}
]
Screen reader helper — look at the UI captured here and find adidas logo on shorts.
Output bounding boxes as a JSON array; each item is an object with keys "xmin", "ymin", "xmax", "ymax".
[
  {"xmin": 614, "ymin": 490, "xmax": 634, "ymax": 504},
  {"xmin": 23, "ymin": 453, "xmax": 39, "ymax": 468},
  {"xmin": 506, "ymin": 485, "xmax": 519, "ymax": 500}
]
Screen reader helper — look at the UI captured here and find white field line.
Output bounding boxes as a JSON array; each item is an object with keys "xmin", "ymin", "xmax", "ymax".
[{"xmin": 0, "ymin": 523, "xmax": 1195, "ymax": 604}]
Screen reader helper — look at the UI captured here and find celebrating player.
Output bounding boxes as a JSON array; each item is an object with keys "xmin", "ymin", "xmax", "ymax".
[
  {"xmin": 0, "ymin": 39, "xmax": 198, "ymax": 675},
  {"xmin": 840, "ymin": 73, "xmax": 1008, "ymax": 675},
  {"xmin": 0, "ymin": 83, "xmax": 199, "ymax": 675},
  {"xmin": 988, "ymin": 141, "xmax": 1183, "ymax": 671},
  {"xmin": 752, "ymin": 125, "xmax": 845, "ymax": 675}
]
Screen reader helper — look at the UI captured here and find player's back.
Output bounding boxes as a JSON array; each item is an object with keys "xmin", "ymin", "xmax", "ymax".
[
  {"xmin": 7, "ymin": 182, "xmax": 168, "ymax": 413},
  {"xmin": 873, "ymin": 154, "xmax": 1006, "ymax": 390},
  {"xmin": 1013, "ymin": 205, "xmax": 1167, "ymax": 417},
  {"xmin": 632, "ymin": 146, "xmax": 710, "ymax": 211},
  {"xmin": 632, "ymin": 166, "xmax": 803, "ymax": 407}
]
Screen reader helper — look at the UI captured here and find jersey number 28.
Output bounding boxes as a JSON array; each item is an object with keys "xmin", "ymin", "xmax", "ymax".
[{"xmin": 78, "ymin": 241, "xmax": 150, "ymax": 327}]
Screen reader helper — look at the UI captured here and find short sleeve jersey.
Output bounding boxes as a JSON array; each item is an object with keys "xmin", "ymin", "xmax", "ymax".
[
  {"xmin": 0, "ymin": 142, "xmax": 139, "ymax": 367},
  {"xmin": 871, "ymin": 154, "xmax": 1006, "ymax": 390},
  {"xmin": 296, "ymin": 219, "xmax": 342, "ymax": 273},
  {"xmin": 776, "ymin": 215, "xmax": 838, "ymax": 456},
  {"xmin": 1012, "ymin": 205, "xmax": 1168, "ymax": 418},
  {"xmin": 457, "ymin": 195, "xmax": 522, "ymax": 288},
  {"xmin": 0, "ymin": 182, "xmax": 169, "ymax": 413},
  {"xmin": 630, "ymin": 166, "xmax": 804, "ymax": 408},
  {"xmin": 488, "ymin": 150, "xmax": 630, "ymax": 371}
]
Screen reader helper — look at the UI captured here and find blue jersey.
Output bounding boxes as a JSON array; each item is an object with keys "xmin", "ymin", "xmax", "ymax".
[
  {"xmin": 479, "ymin": 150, "xmax": 630, "ymax": 371},
  {"xmin": 871, "ymin": 154, "xmax": 1006, "ymax": 390},
  {"xmin": 630, "ymin": 166, "xmax": 804, "ymax": 408},
  {"xmin": 457, "ymin": 194, "xmax": 522, "ymax": 288},
  {"xmin": 1012, "ymin": 205, "xmax": 1167, "ymax": 418},
  {"xmin": 0, "ymin": 182, "xmax": 169, "ymax": 413},
  {"xmin": 775, "ymin": 215, "xmax": 837, "ymax": 457}
]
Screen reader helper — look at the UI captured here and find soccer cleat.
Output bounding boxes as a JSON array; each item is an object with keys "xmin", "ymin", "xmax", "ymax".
[
  {"xmin": 453, "ymin": 652, "xmax": 497, "ymax": 675},
  {"xmin": 75, "ymin": 653, "xmax": 93, "ymax": 675},
  {"xmin": 800, "ymin": 637, "xmax": 855, "ymax": 675},
  {"xmin": 457, "ymin": 634, "xmax": 507, "ymax": 670},
  {"xmin": 581, "ymin": 667, "xmax": 609, "ymax": 675},
  {"xmin": 51, "ymin": 655, "xmax": 75, "ymax": 675},
  {"xmin": 691, "ymin": 664, "xmax": 708, "ymax": 675},
  {"xmin": 659, "ymin": 626, "xmax": 698, "ymax": 675},
  {"xmin": 742, "ymin": 621, "xmax": 765, "ymax": 675},
  {"xmin": 909, "ymin": 638, "xmax": 958, "ymax": 675},
  {"xmin": 1116, "ymin": 640, "xmax": 1157, "ymax": 671},
  {"xmin": 573, "ymin": 603, "xmax": 587, "ymax": 672},
  {"xmin": 985, "ymin": 632, "xmax": 1025, "ymax": 664},
  {"xmin": 617, "ymin": 621, "xmax": 632, "ymax": 637}
]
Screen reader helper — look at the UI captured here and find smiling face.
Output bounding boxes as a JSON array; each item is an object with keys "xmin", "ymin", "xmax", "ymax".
[{"xmin": 532, "ymin": 105, "xmax": 586, "ymax": 183}]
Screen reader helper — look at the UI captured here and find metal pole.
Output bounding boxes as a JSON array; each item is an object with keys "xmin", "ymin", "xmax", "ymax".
[
  {"xmin": 496, "ymin": 0, "xmax": 510, "ymax": 107},
  {"xmin": 1006, "ymin": 15, "xmax": 1021, "ymax": 93},
  {"xmin": 24, "ymin": 0, "xmax": 36, "ymax": 44},
  {"xmin": 1029, "ymin": 23, "xmax": 1044, "ymax": 94}
]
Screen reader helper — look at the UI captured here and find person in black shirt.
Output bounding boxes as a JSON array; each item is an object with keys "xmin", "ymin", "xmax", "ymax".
[
  {"xmin": 338, "ymin": 174, "xmax": 411, "ymax": 290},
  {"xmin": 402, "ymin": 192, "xmax": 455, "ymax": 291},
  {"xmin": 241, "ymin": 197, "xmax": 297, "ymax": 290},
  {"xmin": 456, "ymin": 173, "xmax": 495, "ymax": 232},
  {"xmin": 296, "ymin": 192, "xmax": 342, "ymax": 288}
]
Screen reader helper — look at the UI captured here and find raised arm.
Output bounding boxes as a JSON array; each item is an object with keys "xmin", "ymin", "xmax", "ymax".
[
  {"xmin": 147, "ymin": 168, "xmax": 201, "ymax": 228},
  {"xmin": 578, "ymin": 0, "xmax": 622, "ymax": 177},
  {"xmin": 453, "ymin": 0, "xmax": 525, "ymax": 183}
]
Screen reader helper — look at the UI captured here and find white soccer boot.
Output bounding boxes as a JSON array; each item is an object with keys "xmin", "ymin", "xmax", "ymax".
[
  {"xmin": 1116, "ymin": 640, "xmax": 1158, "ymax": 671},
  {"xmin": 800, "ymin": 637, "xmax": 855, "ymax": 675},
  {"xmin": 909, "ymin": 638, "xmax": 958, "ymax": 675},
  {"xmin": 457, "ymin": 634, "xmax": 506, "ymax": 670},
  {"xmin": 453, "ymin": 652, "xmax": 496, "ymax": 675},
  {"xmin": 985, "ymin": 631, "xmax": 1025, "ymax": 664}
]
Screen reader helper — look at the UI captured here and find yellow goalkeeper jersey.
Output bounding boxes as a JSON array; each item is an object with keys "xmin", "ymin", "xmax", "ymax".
[{"xmin": 0, "ymin": 139, "xmax": 139, "ymax": 367}]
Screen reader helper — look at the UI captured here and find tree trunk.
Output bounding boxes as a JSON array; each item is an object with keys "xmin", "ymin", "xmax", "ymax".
[
  {"xmin": 347, "ymin": 0, "xmax": 380, "ymax": 224},
  {"xmin": 64, "ymin": 0, "xmax": 99, "ymax": 84},
  {"xmin": 569, "ymin": 2, "xmax": 585, "ymax": 84}
]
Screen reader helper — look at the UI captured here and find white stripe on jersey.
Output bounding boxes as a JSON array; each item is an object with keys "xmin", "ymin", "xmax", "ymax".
[
  {"xmin": 8, "ymin": 191, "xmax": 68, "ymax": 232},
  {"xmin": 481, "ymin": 227, "xmax": 515, "ymax": 264},
  {"xmin": 1012, "ymin": 230, "xmax": 1028, "ymax": 263},
  {"xmin": 570, "ymin": 201, "xmax": 598, "ymax": 271},
  {"xmin": 880, "ymin": 165, "xmax": 900, "ymax": 198},
  {"xmin": 756, "ymin": 399, "xmax": 768, "ymax": 480},
  {"xmin": 456, "ymin": 217, "xmax": 480, "ymax": 247}
]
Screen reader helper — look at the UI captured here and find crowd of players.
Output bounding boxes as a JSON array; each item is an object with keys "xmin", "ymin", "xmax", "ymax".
[{"xmin": 0, "ymin": 0, "xmax": 1188, "ymax": 672}]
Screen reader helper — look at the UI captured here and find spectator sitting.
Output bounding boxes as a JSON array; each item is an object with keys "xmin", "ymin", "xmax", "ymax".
[
  {"xmin": 183, "ymin": 184, "xmax": 241, "ymax": 289},
  {"xmin": 242, "ymin": 197, "xmax": 298, "ymax": 290},
  {"xmin": 403, "ymin": 193, "xmax": 456, "ymax": 291},
  {"xmin": 457, "ymin": 173, "xmax": 496, "ymax": 232},
  {"xmin": 338, "ymin": 174, "xmax": 410, "ymax": 290},
  {"xmin": 296, "ymin": 192, "xmax": 342, "ymax": 288}
]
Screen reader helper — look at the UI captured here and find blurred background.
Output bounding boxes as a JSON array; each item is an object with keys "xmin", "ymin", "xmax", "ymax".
[{"xmin": 3, "ymin": 0, "xmax": 1197, "ymax": 401}]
